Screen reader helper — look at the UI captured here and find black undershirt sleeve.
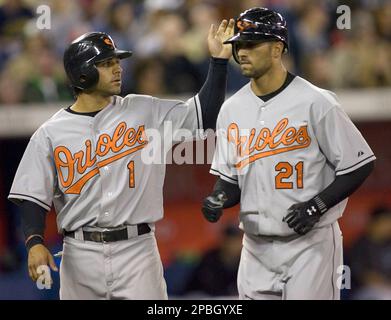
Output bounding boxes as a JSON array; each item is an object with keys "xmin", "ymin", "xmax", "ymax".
[
  {"xmin": 315, "ymin": 160, "xmax": 375, "ymax": 212},
  {"xmin": 198, "ymin": 57, "xmax": 228, "ymax": 130},
  {"xmin": 213, "ymin": 177, "xmax": 241, "ymax": 209},
  {"xmin": 19, "ymin": 200, "xmax": 47, "ymax": 250}
]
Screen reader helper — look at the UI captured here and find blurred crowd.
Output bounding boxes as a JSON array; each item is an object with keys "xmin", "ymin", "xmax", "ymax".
[
  {"xmin": 346, "ymin": 206, "xmax": 391, "ymax": 300},
  {"xmin": 0, "ymin": 0, "xmax": 390, "ymax": 105},
  {"xmin": 165, "ymin": 223, "xmax": 243, "ymax": 299}
]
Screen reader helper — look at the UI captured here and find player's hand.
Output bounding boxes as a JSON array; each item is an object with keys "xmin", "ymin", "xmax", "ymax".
[
  {"xmin": 202, "ymin": 191, "xmax": 228, "ymax": 223},
  {"xmin": 282, "ymin": 200, "xmax": 323, "ymax": 235},
  {"xmin": 28, "ymin": 244, "xmax": 58, "ymax": 282},
  {"xmin": 208, "ymin": 19, "xmax": 235, "ymax": 59}
]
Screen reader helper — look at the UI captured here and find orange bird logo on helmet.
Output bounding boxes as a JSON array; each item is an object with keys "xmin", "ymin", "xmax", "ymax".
[
  {"xmin": 237, "ymin": 20, "xmax": 257, "ymax": 31},
  {"xmin": 103, "ymin": 37, "xmax": 114, "ymax": 47}
]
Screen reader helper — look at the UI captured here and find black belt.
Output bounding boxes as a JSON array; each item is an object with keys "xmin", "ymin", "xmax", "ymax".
[{"xmin": 64, "ymin": 223, "xmax": 151, "ymax": 243}]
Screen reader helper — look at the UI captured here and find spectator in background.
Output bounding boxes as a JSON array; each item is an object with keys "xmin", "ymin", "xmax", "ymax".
[
  {"xmin": 77, "ymin": 0, "xmax": 109, "ymax": 31},
  {"xmin": 375, "ymin": 1, "xmax": 391, "ymax": 42},
  {"xmin": 183, "ymin": 224, "xmax": 243, "ymax": 298},
  {"xmin": 182, "ymin": 3, "xmax": 220, "ymax": 65},
  {"xmin": 330, "ymin": 8, "xmax": 391, "ymax": 88},
  {"xmin": 155, "ymin": 11, "xmax": 203, "ymax": 94},
  {"xmin": 23, "ymin": 47, "xmax": 71, "ymax": 102},
  {"xmin": 103, "ymin": 0, "xmax": 139, "ymax": 95},
  {"xmin": 3, "ymin": 29, "xmax": 71, "ymax": 103},
  {"xmin": 181, "ymin": 2, "xmax": 219, "ymax": 87},
  {"xmin": 133, "ymin": 56, "xmax": 167, "ymax": 95},
  {"xmin": 303, "ymin": 51, "xmax": 333, "ymax": 88},
  {"xmin": 0, "ymin": 0, "xmax": 33, "ymax": 37},
  {"xmin": 296, "ymin": 2, "xmax": 331, "ymax": 75},
  {"xmin": 4, "ymin": 31, "xmax": 49, "ymax": 91},
  {"xmin": 0, "ymin": 68, "xmax": 24, "ymax": 104},
  {"xmin": 0, "ymin": 0, "xmax": 33, "ymax": 70},
  {"xmin": 144, "ymin": 0, "xmax": 183, "ymax": 12},
  {"xmin": 347, "ymin": 206, "xmax": 391, "ymax": 299},
  {"xmin": 133, "ymin": 8, "xmax": 165, "ymax": 58},
  {"xmin": 45, "ymin": 0, "xmax": 85, "ymax": 55}
]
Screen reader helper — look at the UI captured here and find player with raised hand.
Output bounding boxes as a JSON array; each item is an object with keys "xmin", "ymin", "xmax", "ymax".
[{"xmin": 9, "ymin": 18, "xmax": 234, "ymax": 299}]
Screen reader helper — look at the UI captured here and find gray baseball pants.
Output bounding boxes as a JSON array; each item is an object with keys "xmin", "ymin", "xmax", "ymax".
[
  {"xmin": 238, "ymin": 222, "xmax": 343, "ymax": 300},
  {"xmin": 59, "ymin": 228, "xmax": 167, "ymax": 300}
]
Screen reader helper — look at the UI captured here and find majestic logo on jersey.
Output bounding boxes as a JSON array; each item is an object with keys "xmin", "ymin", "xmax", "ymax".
[
  {"xmin": 227, "ymin": 118, "xmax": 311, "ymax": 169},
  {"xmin": 54, "ymin": 122, "xmax": 147, "ymax": 194}
]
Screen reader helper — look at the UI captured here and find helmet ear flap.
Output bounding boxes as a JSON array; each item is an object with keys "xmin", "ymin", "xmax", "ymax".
[
  {"xmin": 76, "ymin": 62, "xmax": 99, "ymax": 90},
  {"xmin": 232, "ymin": 42, "xmax": 240, "ymax": 64}
]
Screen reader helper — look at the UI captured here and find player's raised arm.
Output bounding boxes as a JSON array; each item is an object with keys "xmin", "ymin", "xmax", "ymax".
[{"xmin": 195, "ymin": 18, "xmax": 234, "ymax": 131}]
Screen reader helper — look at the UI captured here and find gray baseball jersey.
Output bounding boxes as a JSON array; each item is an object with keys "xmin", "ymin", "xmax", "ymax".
[
  {"xmin": 9, "ymin": 94, "xmax": 203, "ymax": 232},
  {"xmin": 211, "ymin": 76, "xmax": 375, "ymax": 237},
  {"xmin": 211, "ymin": 76, "xmax": 375, "ymax": 300}
]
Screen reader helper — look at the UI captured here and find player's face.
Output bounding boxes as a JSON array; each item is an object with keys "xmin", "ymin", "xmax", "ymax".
[
  {"xmin": 95, "ymin": 57, "xmax": 123, "ymax": 96},
  {"xmin": 235, "ymin": 41, "xmax": 276, "ymax": 78}
]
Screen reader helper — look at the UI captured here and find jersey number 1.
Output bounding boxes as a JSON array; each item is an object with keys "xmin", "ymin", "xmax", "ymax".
[
  {"xmin": 275, "ymin": 161, "xmax": 303, "ymax": 189},
  {"xmin": 127, "ymin": 161, "xmax": 135, "ymax": 188}
]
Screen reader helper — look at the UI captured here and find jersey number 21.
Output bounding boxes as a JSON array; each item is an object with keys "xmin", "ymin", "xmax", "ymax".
[{"xmin": 275, "ymin": 161, "xmax": 303, "ymax": 189}]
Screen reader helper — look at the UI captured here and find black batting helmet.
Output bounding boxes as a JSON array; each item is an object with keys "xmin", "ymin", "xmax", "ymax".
[
  {"xmin": 224, "ymin": 7, "xmax": 288, "ymax": 63},
  {"xmin": 63, "ymin": 32, "xmax": 132, "ymax": 90}
]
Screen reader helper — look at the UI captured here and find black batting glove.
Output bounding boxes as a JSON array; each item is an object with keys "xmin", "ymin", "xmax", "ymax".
[
  {"xmin": 202, "ymin": 191, "xmax": 228, "ymax": 223},
  {"xmin": 283, "ymin": 197, "xmax": 328, "ymax": 235}
]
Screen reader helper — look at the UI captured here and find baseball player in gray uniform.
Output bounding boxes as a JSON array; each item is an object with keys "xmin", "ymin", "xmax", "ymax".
[
  {"xmin": 9, "ymin": 19, "xmax": 234, "ymax": 300},
  {"xmin": 201, "ymin": 8, "xmax": 376, "ymax": 300}
]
